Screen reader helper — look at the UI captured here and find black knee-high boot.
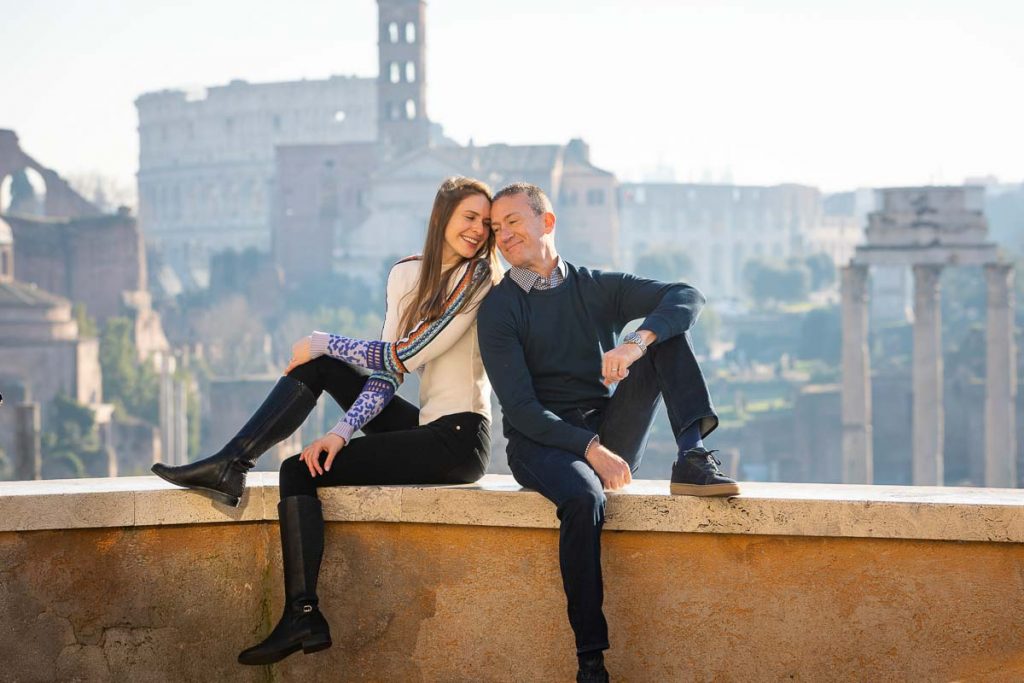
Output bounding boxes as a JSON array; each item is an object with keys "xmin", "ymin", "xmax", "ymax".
[
  {"xmin": 239, "ymin": 495, "xmax": 332, "ymax": 665},
  {"xmin": 151, "ymin": 376, "xmax": 316, "ymax": 506}
]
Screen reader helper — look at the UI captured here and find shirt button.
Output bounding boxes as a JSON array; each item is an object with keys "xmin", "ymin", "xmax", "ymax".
[{"xmin": 455, "ymin": 425, "xmax": 461, "ymax": 431}]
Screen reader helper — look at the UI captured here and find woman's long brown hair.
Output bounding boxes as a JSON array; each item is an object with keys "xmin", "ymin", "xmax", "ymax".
[{"xmin": 397, "ymin": 176, "xmax": 502, "ymax": 338}]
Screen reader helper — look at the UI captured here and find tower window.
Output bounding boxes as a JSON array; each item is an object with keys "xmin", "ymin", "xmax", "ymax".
[
  {"xmin": 390, "ymin": 62, "xmax": 400, "ymax": 84},
  {"xmin": 405, "ymin": 62, "xmax": 416, "ymax": 83},
  {"xmin": 405, "ymin": 22, "xmax": 416, "ymax": 43},
  {"xmin": 405, "ymin": 99, "xmax": 416, "ymax": 120},
  {"xmin": 388, "ymin": 22, "xmax": 399, "ymax": 43},
  {"xmin": 387, "ymin": 102, "xmax": 400, "ymax": 121}
]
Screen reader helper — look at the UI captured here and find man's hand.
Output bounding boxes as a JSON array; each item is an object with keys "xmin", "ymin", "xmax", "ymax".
[
  {"xmin": 586, "ymin": 443, "xmax": 632, "ymax": 491},
  {"xmin": 284, "ymin": 336, "xmax": 315, "ymax": 375},
  {"xmin": 601, "ymin": 344, "xmax": 643, "ymax": 386},
  {"xmin": 299, "ymin": 433, "xmax": 347, "ymax": 476}
]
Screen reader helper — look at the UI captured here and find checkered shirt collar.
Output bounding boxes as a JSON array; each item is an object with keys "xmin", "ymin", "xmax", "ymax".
[{"xmin": 508, "ymin": 258, "xmax": 568, "ymax": 292}]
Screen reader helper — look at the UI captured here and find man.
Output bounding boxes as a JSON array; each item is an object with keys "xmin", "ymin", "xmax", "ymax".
[{"xmin": 477, "ymin": 183, "xmax": 738, "ymax": 682}]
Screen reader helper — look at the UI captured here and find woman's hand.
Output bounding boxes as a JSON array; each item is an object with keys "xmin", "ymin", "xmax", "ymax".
[
  {"xmin": 284, "ymin": 336, "xmax": 314, "ymax": 375},
  {"xmin": 299, "ymin": 433, "xmax": 347, "ymax": 476}
]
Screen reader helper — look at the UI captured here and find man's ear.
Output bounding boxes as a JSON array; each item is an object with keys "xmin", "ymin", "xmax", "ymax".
[{"xmin": 543, "ymin": 211, "xmax": 556, "ymax": 233}]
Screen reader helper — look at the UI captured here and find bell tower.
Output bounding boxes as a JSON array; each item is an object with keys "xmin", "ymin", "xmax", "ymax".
[{"xmin": 377, "ymin": 0, "xmax": 430, "ymax": 157}]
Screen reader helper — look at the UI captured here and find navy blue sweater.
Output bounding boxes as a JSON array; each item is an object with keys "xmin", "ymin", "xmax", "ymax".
[{"xmin": 477, "ymin": 262, "xmax": 706, "ymax": 455}]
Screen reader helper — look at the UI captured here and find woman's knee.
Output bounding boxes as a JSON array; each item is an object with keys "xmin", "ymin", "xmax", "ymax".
[
  {"xmin": 279, "ymin": 454, "xmax": 316, "ymax": 499},
  {"xmin": 286, "ymin": 357, "xmax": 327, "ymax": 391}
]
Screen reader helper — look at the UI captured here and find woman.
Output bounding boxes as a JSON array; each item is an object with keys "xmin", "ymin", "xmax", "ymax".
[{"xmin": 151, "ymin": 176, "xmax": 500, "ymax": 665}]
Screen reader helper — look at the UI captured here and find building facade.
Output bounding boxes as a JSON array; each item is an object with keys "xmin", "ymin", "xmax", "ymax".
[
  {"xmin": 272, "ymin": 138, "xmax": 620, "ymax": 283},
  {"xmin": 136, "ymin": 76, "xmax": 378, "ymax": 283},
  {"xmin": 618, "ymin": 183, "xmax": 829, "ymax": 299}
]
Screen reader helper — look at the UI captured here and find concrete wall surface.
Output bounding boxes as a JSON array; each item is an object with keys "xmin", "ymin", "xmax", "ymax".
[{"xmin": 1, "ymin": 475, "xmax": 1023, "ymax": 682}]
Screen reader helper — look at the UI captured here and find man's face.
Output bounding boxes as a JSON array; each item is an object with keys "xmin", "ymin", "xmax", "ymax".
[{"xmin": 490, "ymin": 193, "xmax": 550, "ymax": 269}]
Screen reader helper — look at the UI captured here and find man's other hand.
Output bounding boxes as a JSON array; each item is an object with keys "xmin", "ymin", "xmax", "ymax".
[
  {"xmin": 585, "ymin": 443, "xmax": 632, "ymax": 491},
  {"xmin": 601, "ymin": 344, "xmax": 643, "ymax": 386}
]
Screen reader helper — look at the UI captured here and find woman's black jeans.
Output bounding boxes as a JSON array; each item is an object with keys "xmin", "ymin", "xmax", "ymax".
[{"xmin": 279, "ymin": 356, "xmax": 490, "ymax": 499}]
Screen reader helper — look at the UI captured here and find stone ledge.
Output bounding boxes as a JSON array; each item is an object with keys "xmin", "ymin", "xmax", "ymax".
[{"xmin": 1, "ymin": 474, "xmax": 1022, "ymax": 542}]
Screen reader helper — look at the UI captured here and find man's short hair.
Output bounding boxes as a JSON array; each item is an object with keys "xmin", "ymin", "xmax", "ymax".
[{"xmin": 493, "ymin": 182, "xmax": 553, "ymax": 216}]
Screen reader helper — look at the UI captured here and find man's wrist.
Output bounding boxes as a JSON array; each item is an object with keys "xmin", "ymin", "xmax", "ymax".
[
  {"xmin": 637, "ymin": 329, "xmax": 657, "ymax": 346},
  {"xmin": 584, "ymin": 434, "xmax": 600, "ymax": 459},
  {"xmin": 623, "ymin": 330, "xmax": 657, "ymax": 357}
]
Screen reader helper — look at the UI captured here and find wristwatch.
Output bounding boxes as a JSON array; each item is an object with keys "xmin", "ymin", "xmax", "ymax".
[{"xmin": 622, "ymin": 331, "xmax": 648, "ymax": 356}]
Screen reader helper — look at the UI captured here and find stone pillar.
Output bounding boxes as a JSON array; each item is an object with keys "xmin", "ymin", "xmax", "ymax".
[
  {"xmin": 841, "ymin": 264, "xmax": 873, "ymax": 483},
  {"xmin": 174, "ymin": 376, "xmax": 188, "ymax": 465},
  {"xmin": 984, "ymin": 263, "xmax": 1017, "ymax": 487},
  {"xmin": 159, "ymin": 352, "xmax": 176, "ymax": 466},
  {"xmin": 912, "ymin": 264, "xmax": 944, "ymax": 486},
  {"xmin": 14, "ymin": 402, "xmax": 41, "ymax": 480}
]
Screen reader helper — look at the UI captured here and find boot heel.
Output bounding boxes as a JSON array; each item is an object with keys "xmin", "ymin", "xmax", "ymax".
[
  {"xmin": 151, "ymin": 464, "xmax": 242, "ymax": 507},
  {"xmin": 206, "ymin": 488, "xmax": 242, "ymax": 507},
  {"xmin": 302, "ymin": 634, "xmax": 332, "ymax": 654}
]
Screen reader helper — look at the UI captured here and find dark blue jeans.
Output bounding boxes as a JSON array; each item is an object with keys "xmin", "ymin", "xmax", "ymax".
[{"xmin": 506, "ymin": 331, "xmax": 717, "ymax": 654}]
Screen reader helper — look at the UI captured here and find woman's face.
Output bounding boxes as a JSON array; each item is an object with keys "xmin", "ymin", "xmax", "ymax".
[{"xmin": 442, "ymin": 193, "xmax": 491, "ymax": 262}]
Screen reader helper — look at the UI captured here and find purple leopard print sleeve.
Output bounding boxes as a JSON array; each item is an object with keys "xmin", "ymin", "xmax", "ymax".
[
  {"xmin": 309, "ymin": 333, "xmax": 386, "ymax": 370},
  {"xmin": 328, "ymin": 371, "xmax": 400, "ymax": 442}
]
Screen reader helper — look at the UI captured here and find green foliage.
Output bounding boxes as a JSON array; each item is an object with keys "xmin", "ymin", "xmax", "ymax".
[
  {"xmin": 634, "ymin": 249, "xmax": 695, "ymax": 283},
  {"xmin": 743, "ymin": 258, "xmax": 810, "ymax": 305},
  {"xmin": 797, "ymin": 305, "xmax": 841, "ymax": 363},
  {"xmin": 41, "ymin": 394, "xmax": 101, "ymax": 479},
  {"xmin": 802, "ymin": 253, "xmax": 836, "ymax": 291},
  {"xmin": 193, "ymin": 296, "xmax": 270, "ymax": 376},
  {"xmin": 99, "ymin": 317, "xmax": 159, "ymax": 423},
  {"xmin": 72, "ymin": 303, "xmax": 98, "ymax": 338},
  {"xmin": 286, "ymin": 270, "xmax": 381, "ymax": 317}
]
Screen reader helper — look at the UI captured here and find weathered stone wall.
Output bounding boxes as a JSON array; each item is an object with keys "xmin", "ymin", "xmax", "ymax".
[
  {"xmin": 6, "ymin": 212, "xmax": 145, "ymax": 325},
  {"xmin": 1, "ymin": 476, "xmax": 1023, "ymax": 681}
]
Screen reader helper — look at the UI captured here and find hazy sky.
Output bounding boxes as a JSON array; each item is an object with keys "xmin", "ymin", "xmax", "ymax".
[{"xmin": 2, "ymin": 0, "xmax": 1022, "ymax": 193}]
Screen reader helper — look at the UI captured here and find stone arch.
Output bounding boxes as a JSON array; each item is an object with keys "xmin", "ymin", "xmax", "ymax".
[{"xmin": 0, "ymin": 129, "xmax": 99, "ymax": 219}]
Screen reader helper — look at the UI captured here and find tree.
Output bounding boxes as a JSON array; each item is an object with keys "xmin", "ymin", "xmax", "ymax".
[
  {"xmin": 41, "ymin": 394, "xmax": 103, "ymax": 478},
  {"xmin": 797, "ymin": 306, "xmax": 841, "ymax": 363},
  {"xmin": 65, "ymin": 171, "xmax": 137, "ymax": 213},
  {"xmin": 743, "ymin": 258, "xmax": 810, "ymax": 305},
  {"xmin": 99, "ymin": 317, "xmax": 159, "ymax": 423},
  {"xmin": 73, "ymin": 303, "xmax": 98, "ymax": 338},
  {"xmin": 193, "ymin": 295, "xmax": 271, "ymax": 376},
  {"xmin": 802, "ymin": 253, "xmax": 836, "ymax": 291},
  {"xmin": 634, "ymin": 249, "xmax": 695, "ymax": 283}
]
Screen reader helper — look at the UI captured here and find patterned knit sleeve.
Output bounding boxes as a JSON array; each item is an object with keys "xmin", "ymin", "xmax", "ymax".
[
  {"xmin": 326, "ymin": 371, "xmax": 400, "ymax": 442},
  {"xmin": 310, "ymin": 259, "xmax": 491, "ymax": 374}
]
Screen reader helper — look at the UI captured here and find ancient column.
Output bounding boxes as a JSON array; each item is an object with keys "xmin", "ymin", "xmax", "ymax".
[
  {"xmin": 841, "ymin": 264, "xmax": 873, "ymax": 483},
  {"xmin": 912, "ymin": 264, "xmax": 944, "ymax": 486},
  {"xmin": 984, "ymin": 263, "xmax": 1017, "ymax": 487},
  {"xmin": 14, "ymin": 402, "xmax": 41, "ymax": 480},
  {"xmin": 158, "ymin": 352, "xmax": 176, "ymax": 466}
]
